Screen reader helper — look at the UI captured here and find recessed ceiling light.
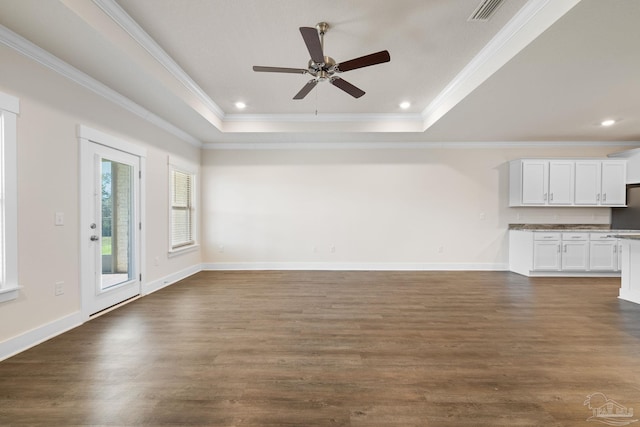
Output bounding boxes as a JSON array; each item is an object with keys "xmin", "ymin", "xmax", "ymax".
[
  {"xmin": 601, "ymin": 119, "xmax": 616, "ymax": 127},
  {"xmin": 235, "ymin": 101, "xmax": 246, "ymax": 110},
  {"xmin": 399, "ymin": 101, "xmax": 411, "ymax": 109}
]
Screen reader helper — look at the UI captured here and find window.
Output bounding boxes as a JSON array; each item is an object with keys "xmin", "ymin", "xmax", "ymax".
[
  {"xmin": 0, "ymin": 91, "xmax": 19, "ymax": 303},
  {"xmin": 169, "ymin": 159, "xmax": 197, "ymax": 252}
]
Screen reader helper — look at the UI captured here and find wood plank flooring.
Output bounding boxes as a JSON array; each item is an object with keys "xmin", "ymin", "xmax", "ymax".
[{"xmin": 1, "ymin": 271, "xmax": 640, "ymax": 426}]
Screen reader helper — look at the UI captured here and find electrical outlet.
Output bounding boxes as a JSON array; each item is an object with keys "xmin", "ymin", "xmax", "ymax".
[
  {"xmin": 437, "ymin": 246, "xmax": 444, "ymax": 254},
  {"xmin": 54, "ymin": 281, "xmax": 64, "ymax": 296},
  {"xmin": 479, "ymin": 212, "xmax": 486, "ymax": 220},
  {"xmin": 330, "ymin": 245, "xmax": 336, "ymax": 253}
]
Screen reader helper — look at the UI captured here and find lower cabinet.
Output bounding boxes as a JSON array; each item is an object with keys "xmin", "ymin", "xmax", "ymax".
[
  {"xmin": 533, "ymin": 240, "xmax": 560, "ymax": 270},
  {"xmin": 589, "ymin": 240, "xmax": 618, "ymax": 271},
  {"xmin": 509, "ymin": 230, "xmax": 626, "ymax": 276},
  {"xmin": 562, "ymin": 240, "xmax": 589, "ymax": 270}
]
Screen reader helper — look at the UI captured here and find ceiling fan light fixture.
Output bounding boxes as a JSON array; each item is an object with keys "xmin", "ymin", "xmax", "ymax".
[
  {"xmin": 235, "ymin": 101, "xmax": 246, "ymax": 109},
  {"xmin": 399, "ymin": 101, "xmax": 411, "ymax": 109},
  {"xmin": 600, "ymin": 119, "xmax": 615, "ymax": 127}
]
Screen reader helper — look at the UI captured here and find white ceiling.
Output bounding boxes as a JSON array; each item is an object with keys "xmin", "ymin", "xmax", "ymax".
[{"xmin": 0, "ymin": 0, "xmax": 638, "ymax": 145}]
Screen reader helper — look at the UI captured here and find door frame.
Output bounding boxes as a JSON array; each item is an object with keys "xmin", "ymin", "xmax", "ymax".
[{"xmin": 78, "ymin": 125, "xmax": 146, "ymax": 321}]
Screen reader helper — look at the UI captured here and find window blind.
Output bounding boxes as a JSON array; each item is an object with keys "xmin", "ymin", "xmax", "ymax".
[{"xmin": 171, "ymin": 169, "xmax": 193, "ymax": 249}]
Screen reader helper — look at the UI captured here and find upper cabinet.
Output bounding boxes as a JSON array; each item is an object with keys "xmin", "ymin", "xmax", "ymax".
[
  {"xmin": 509, "ymin": 159, "xmax": 626, "ymax": 207},
  {"xmin": 575, "ymin": 160, "xmax": 626, "ymax": 206}
]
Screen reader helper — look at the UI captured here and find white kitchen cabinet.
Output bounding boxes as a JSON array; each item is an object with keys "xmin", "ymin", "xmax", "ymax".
[
  {"xmin": 561, "ymin": 233, "xmax": 589, "ymax": 270},
  {"xmin": 532, "ymin": 233, "xmax": 561, "ymax": 271},
  {"xmin": 509, "ymin": 230, "xmax": 632, "ymax": 277},
  {"xmin": 520, "ymin": 160, "xmax": 548, "ymax": 205},
  {"xmin": 618, "ymin": 241, "xmax": 624, "ymax": 271},
  {"xmin": 601, "ymin": 161, "xmax": 626, "ymax": 205},
  {"xmin": 575, "ymin": 160, "xmax": 626, "ymax": 206},
  {"xmin": 510, "ymin": 160, "xmax": 573, "ymax": 206},
  {"xmin": 574, "ymin": 161, "xmax": 601, "ymax": 205},
  {"xmin": 511, "ymin": 158, "xmax": 626, "ymax": 207},
  {"xmin": 590, "ymin": 241, "xmax": 618, "ymax": 271},
  {"xmin": 549, "ymin": 161, "xmax": 574, "ymax": 204}
]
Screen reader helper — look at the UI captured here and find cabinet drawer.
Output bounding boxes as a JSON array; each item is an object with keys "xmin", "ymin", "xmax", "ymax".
[
  {"xmin": 590, "ymin": 233, "xmax": 617, "ymax": 241},
  {"xmin": 562, "ymin": 232, "xmax": 589, "ymax": 241},
  {"xmin": 534, "ymin": 232, "xmax": 561, "ymax": 241}
]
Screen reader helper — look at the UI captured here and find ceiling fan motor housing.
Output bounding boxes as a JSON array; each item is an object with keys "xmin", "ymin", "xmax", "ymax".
[{"xmin": 308, "ymin": 56, "xmax": 336, "ymax": 80}]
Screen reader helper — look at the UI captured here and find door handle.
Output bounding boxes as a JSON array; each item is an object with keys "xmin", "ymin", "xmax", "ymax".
[{"xmin": 90, "ymin": 235, "xmax": 100, "ymax": 241}]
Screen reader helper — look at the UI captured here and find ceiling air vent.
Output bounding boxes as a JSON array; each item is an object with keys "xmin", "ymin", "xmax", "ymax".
[{"xmin": 468, "ymin": 0, "xmax": 505, "ymax": 21}]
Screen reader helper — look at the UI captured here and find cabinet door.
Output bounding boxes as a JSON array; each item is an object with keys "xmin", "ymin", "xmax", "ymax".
[
  {"xmin": 574, "ymin": 161, "xmax": 601, "ymax": 205},
  {"xmin": 522, "ymin": 160, "xmax": 549, "ymax": 205},
  {"xmin": 618, "ymin": 241, "xmax": 624, "ymax": 271},
  {"xmin": 589, "ymin": 241, "xmax": 617, "ymax": 271},
  {"xmin": 548, "ymin": 161, "xmax": 574, "ymax": 205},
  {"xmin": 561, "ymin": 241, "xmax": 589, "ymax": 270},
  {"xmin": 601, "ymin": 161, "xmax": 626, "ymax": 205},
  {"xmin": 533, "ymin": 241, "xmax": 560, "ymax": 270}
]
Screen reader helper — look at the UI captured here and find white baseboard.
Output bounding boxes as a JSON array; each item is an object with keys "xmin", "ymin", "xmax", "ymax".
[
  {"xmin": 142, "ymin": 263, "xmax": 202, "ymax": 295},
  {"xmin": 0, "ymin": 311, "xmax": 83, "ymax": 362},
  {"xmin": 202, "ymin": 262, "xmax": 509, "ymax": 271}
]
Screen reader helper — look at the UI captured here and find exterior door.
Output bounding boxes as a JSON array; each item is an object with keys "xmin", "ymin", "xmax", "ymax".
[{"xmin": 81, "ymin": 140, "xmax": 141, "ymax": 316}]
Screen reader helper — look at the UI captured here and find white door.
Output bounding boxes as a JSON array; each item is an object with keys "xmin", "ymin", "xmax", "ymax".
[
  {"xmin": 589, "ymin": 241, "xmax": 617, "ymax": 271},
  {"xmin": 601, "ymin": 161, "xmax": 626, "ymax": 205},
  {"xmin": 548, "ymin": 161, "xmax": 574, "ymax": 205},
  {"xmin": 522, "ymin": 160, "xmax": 549, "ymax": 205},
  {"xmin": 533, "ymin": 241, "xmax": 560, "ymax": 271},
  {"xmin": 561, "ymin": 241, "xmax": 589, "ymax": 270},
  {"xmin": 81, "ymin": 141, "xmax": 141, "ymax": 316},
  {"xmin": 574, "ymin": 161, "xmax": 601, "ymax": 205}
]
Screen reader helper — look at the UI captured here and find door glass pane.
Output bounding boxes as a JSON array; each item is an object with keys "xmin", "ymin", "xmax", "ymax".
[{"xmin": 101, "ymin": 159, "xmax": 133, "ymax": 290}]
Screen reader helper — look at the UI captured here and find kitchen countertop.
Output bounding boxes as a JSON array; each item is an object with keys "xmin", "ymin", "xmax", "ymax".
[
  {"xmin": 608, "ymin": 234, "xmax": 640, "ymax": 240},
  {"xmin": 509, "ymin": 224, "xmax": 640, "ymax": 232}
]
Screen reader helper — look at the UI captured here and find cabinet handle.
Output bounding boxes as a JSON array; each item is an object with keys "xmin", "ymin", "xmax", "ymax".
[
  {"xmin": 563, "ymin": 244, "xmax": 567, "ymax": 253},
  {"xmin": 544, "ymin": 193, "xmax": 548, "ymax": 201},
  {"xmin": 603, "ymin": 193, "xmax": 607, "ymax": 202},
  {"xmin": 614, "ymin": 245, "xmax": 617, "ymax": 253},
  {"xmin": 550, "ymin": 193, "xmax": 554, "ymax": 201},
  {"xmin": 597, "ymin": 193, "xmax": 600, "ymax": 202},
  {"xmin": 558, "ymin": 244, "xmax": 561, "ymax": 253}
]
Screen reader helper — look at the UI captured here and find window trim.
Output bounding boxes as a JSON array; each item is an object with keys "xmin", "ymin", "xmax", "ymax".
[
  {"xmin": 168, "ymin": 156, "xmax": 198, "ymax": 255},
  {"xmin": 0, "ymin": 91, "xmax": 20, "ymax": 303}
]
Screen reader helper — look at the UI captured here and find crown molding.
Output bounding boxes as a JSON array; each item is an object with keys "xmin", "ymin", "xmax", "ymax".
[
  {"xmin": 223, "ymin": 112, "xmax": 424, "ymax": 123},
  {"xmin": 92, "ymin": 0, "xmax": 225, "ymax": 121},
  {"xmin": 0, "ymin": 24, "xmax": 201, "ymax": 147},
  {"xmin": 422, "ymin": 0, "xmax": 582, "ymax": 131},
  {"xmin": 203, "ymin": 140, "xmax": 640, "ymax": 151}
]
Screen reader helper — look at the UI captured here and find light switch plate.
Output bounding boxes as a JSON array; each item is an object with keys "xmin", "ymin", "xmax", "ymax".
[{"xmin": 55, "ymin": 212, "xmax": 64, "ymax": 226}]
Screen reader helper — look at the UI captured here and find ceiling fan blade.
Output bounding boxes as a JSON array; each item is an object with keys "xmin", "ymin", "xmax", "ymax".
[
  {"xmin": 253, "ymin": 66, "xmax": 308, "ymax": 74},
  {"xmin": 293, "ymin": 79, "xmax": 318, "ymax": 100},
  {"xmin": 330, "ymin": 77, "xmax": 365, "ymax": 98},
  {"xmin": 336, "ymin": 50, "xmax": 390, "ymax": 72},
  {"xmin": 300, "ymin": 27, "xmax": 324, "ymax": 64}
]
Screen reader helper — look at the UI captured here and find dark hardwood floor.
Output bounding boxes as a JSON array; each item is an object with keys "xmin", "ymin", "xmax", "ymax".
[{"xmin": 1, "ymin": 271, "xmax": 640, "ymax": 426}]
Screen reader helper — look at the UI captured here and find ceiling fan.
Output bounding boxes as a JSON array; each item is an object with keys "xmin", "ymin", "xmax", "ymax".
[{"xmin": 252, "ymin": 22, "xmax": 390, "ymax": 100}]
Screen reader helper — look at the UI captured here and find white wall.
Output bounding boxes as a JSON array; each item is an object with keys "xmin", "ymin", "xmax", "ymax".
[
  {"xmin": 202, "ymin": 144, "xmax": 632, "ymax": 270},
  {"xmin": 0, "ymin": 45, "xmax": 201, "ymax": 351}
]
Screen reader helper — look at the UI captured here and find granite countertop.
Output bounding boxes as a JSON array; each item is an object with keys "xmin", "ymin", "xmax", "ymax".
[
  {"xmin": 509, "ymin": 224, "xmax": 640, "ymax": 233},
  {"xmin": 608, "ymin": 234, "xmax": 640, "ymax": 240}
]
